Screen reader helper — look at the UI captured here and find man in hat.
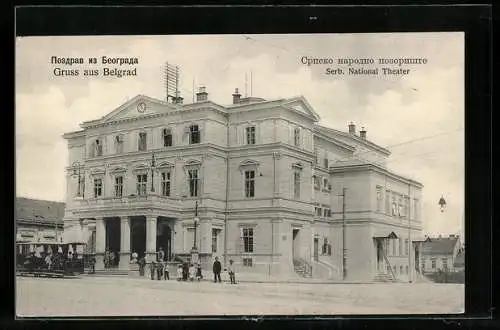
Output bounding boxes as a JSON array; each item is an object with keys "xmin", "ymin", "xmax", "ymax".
[{"xmin": 212, "ymin": 256, "xmax": 222, "ymax": 283}]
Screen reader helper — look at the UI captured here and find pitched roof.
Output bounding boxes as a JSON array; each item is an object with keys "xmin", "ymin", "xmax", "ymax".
[
  {"xmin": 421, "ymin": 236, "xmax": 459, "ymax": 255},
  {"xmin": 16, "ymin": 197, "xmax": 65, "ymax": 225}
]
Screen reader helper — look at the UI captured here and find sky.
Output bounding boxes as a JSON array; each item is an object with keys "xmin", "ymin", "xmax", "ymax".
[{"xmin": 15, "ymin": 33, "xmax": 464, "ymax": 238}]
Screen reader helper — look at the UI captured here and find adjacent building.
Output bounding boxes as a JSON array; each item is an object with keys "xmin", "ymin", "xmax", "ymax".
[
  {"xmin": 62, "ymin": 88, "xmax": 423, "ymax": 281},
  {"xmin": 16, "ymin": 197, "xmax": 64, "ymax": 244},
  {"xmin": 420, "ymin": 234, "xmax": 463, "ymax": 273}
]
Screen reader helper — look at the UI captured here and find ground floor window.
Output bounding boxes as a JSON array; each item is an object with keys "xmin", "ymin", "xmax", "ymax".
[{"xmin": 243, "ymin": 257, "xmax": 253, "ymax": 267}]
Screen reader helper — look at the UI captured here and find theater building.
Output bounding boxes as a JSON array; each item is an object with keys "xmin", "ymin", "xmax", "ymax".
[{"xmin": 62, "ymin": 88, "xmax": 423, "ymax": 281}]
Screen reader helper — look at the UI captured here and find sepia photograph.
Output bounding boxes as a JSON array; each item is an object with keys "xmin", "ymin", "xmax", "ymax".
[{"xmin": 15, "ymin": 33, "xmax": 465, "ymax": 317}]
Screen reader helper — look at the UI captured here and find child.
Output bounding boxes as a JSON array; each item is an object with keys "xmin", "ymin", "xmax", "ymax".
[
  {"xmin": 196, "ymin": 263, "xmax": 203, "ymax": 281},
  {"xmin": 188, "ymin": 263, "xmax": 196, "ymax": 281},
  {"xmin": 176, "ymin": 264, "xmax": 183, "ymax": 281},
  {"xmin": 228, "ymin": 259, "xmax": 236, "ymax": 284}
]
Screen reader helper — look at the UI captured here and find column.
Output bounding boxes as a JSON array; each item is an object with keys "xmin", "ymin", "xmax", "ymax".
[
  {"xmin": 119, "ymin": 216, "xmax": 131, "ymax": 269},
  {"xmin": 95, "ymin": 217, "xmax": 106, "ymax": 270},
  {"xmin": 146, "ymin": 215, "xmax": 157, "ymax": 261}
]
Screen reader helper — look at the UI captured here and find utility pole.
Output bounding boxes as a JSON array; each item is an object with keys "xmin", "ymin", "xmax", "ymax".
[{"xmin": 342, "ymin": 187, "xmax": 347, "ymax": 280}]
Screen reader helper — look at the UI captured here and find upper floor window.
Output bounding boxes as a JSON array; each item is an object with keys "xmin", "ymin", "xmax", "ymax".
[
  {"xmin": 385, "ymin": 191, "xmax": 391, "ymax": 215},
  {"xmin": 94, "ymin": 139, "xmax": 103, "ymax": 157},
  {"xmin": 189, "ymin": 125, "xmax": 200, "ymax": 144},
  {"xmin": 114, "ymin": 176, "xmax": 123, "ymax": 197},
  {"xmin": 161, "ymin": 172, "xmax": 171, "ymax": 197},
  {"xmin": 212, "ymin": 229, "xmax": 220, "ymax": 253},
  {"xmin": 244, "ymin": 170, "xmax": 255, "ymax": 197},
  {"xmin": 188, "ymin": 169, "xmax": 199, "ymax": 197},
  {"xmin": 376, "ymin": 187, "xmax": 383, "ymax": 212},
  {"xmin": 314, "ymin": 148, "xmax": 319, "ymax": 164},
  {"xmin": 293, "ymin": 171, "xmax": 301, "ymax": 199},
  {"xmin": 163, "ymin": 129, "xmax": 173, "ymax": 147},
  {"xmin": 114, "ymin": 135, "xmax": 123, "ymax": 154},
  {"xmin": 323, "ymin": 178, "xmax": 329, "ymax": 190},
  {"xmin": 431, "ymin": 258, "xmax": 436, "ymax": 269},
  {"xmin": 246, "ymin": 126, "xmax": 256, "ymax": 145},
  {"xmin": 315, "ymin": 206, "xmax": 322, "ymax": 217},
  {"xmin": 242, "ymin": 227, "xmax": 254, "ymax": 253},
  {"xmin": 442, "ymin": 258, "xmax": 448, "ymax": 269},
  {"xmin": 137, "ymin": 174, "xmax": 147, "ymax": 196},
  {"xmin": 313, "ymin": 176, "xmax": 321, "ymax": 190},
  {"xmin": 93, "ymin": 178, "xmax": 102, "ymax": 198},
  {"xmin": 324, "ymin": 157, "xmax": 329, "ymax": 168},
  {"xmin": 294, "ymin": 127, "xmax": 300, "ymax": 146},
  {"xmin": 421, "ymin": 258, "xmax": 426, "ymax": 271},
  {"xmin": 138, "ymin": 132, "xmax": 147, "ymax": 151}
]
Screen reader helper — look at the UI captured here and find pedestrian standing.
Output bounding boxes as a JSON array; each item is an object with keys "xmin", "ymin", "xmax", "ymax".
[
  {"xmin": 182, "ymin": 262, "xmax": 189, "ymax": 281},
  {"xmin": 189, "ymin": 264, "xmax": 196, "ymax": 281},
  {"xmin": 157, "ymin": 260, "xmax": 163, "ymax": 280},
  {"xmin": 213, "ymin": 256, "xmax": 222, "ymax": 283},
  {"xmin": 150, "ymin": 261, "xmax": 156, "ymax": 280},
  {"xmin": 163, "ymin": 261, "xmax": 169, "ymax": 280},
  {"xmin": 228, "ymin": 259, "xmax": 236, "ymax": 284},
  {"xmin": 90, "ymin": 254, "xmax": 96, "ymax": 274},
  {"xmin": 176, "ymin": 264, "xmax": 183, "ymax": 281},
  {"xmin": 196, "ymin": 263, "xmax": 203, "ymax": 281}
]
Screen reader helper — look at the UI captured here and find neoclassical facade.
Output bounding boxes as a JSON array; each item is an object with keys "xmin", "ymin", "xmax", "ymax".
[{"xmin": 63, "ymin": 88, "xmax": 423, "ymax": 281}]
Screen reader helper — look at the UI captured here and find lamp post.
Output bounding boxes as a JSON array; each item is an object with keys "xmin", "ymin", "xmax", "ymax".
[
  {"xmin": 151, "ymin": 153, "xmax": 156, "ymax": 193},
  {"xmin": 72, "ymin": 161, "xmax": 84, "ymax": 198},
  {"xmin": 191, "ymin": 200, "xmax": 199, "ymax": 264}
]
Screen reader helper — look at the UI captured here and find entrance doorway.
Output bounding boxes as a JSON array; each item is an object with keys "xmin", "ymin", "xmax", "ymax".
[
  {"xmin": 292, "ymin": 229, "xmax": 300, "ymax": 260},
  {"xmin": 156, "ymin": 219, "xmax": 172, "ymax": 261},
  {"xmin": 313, "ymin": 238, "xmax": 319, "ymax": 261},
  {"xmin": 130, "ymin": 217, "xmax": 146, "ymax": 258},
  {"xmin": 105, "ymin": 218, "xmax": 121, "ymax": 268},
  {"xmin": 375, "ymin": 239, "xmax": 384, "ymax": 272}
]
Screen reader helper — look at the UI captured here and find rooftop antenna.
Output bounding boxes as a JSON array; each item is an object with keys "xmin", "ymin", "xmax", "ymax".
[
  {"xmin": 244, "ymin": 72, "xmax": 248, "ymax": 98},
  {"xmin": 250, "ymin": 70, "xmax": 253, "ymax": 97},
  {"xmin": 163, "ymin": 62, "xmax": 181, "ymax": 103}
]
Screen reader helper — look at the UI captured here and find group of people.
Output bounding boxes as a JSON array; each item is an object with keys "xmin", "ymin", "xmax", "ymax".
[
  {"xmin": 18, "ymin": 245, "xmax": 74, "ymax": 272},
  {"xmin": 128, "ymin": 248, "xmax": 237, "ymax": 284},
  {"xmin": 103, "ymin": 250, "xmax": 118, "ymax": 268}
]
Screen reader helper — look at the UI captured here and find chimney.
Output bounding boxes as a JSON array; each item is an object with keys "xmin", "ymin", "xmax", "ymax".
[
  {"xmin": 359, "ymin": 127, "xmax": 367, "ymax": 139},
  {"xmin": 232, "ymin": 88, "xmax": 241, "ymax": 104},
  {"xmin": 348, "ymin": 122, "xmax": 356, "ymax": 135},
  {"xmin": 196, "ymin": 86, "xmax": 208, "ymax": 102}
]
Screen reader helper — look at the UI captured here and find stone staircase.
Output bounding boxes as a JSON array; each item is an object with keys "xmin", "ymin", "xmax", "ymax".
[
  {"xmin": 293, "ymin": 259, "xmax": 312, "ymax": 278},
  {"xmin": 373, "ymin": 271, "xmax": 396, "ymax": 282}
]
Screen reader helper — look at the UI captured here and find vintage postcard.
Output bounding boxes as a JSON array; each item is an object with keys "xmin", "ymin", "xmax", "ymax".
[{"xmin": 15, "ymin": 33, "xmax": 464, "ymax": 316}]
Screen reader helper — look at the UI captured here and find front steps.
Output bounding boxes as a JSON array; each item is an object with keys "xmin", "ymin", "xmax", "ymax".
[{"xmin": 373, "ymin": 272, "xmax": 397, "ymax": 282}]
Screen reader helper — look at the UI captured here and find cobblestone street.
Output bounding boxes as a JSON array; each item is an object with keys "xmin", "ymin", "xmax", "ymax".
[{"xmin": 16, "ymin": 276, "xmax": 464, "ymax": 316}]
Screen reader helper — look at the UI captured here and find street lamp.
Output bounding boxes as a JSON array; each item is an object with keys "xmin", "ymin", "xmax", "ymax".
[
  {"xmin": 193, "ymin": 200, "xmax": 199, "ymax": 250},
  {"xmin": 72, "ymin": 161, "xmax": 84, "ymax": 198},
  {"xmin": 439, "ymin": 195, "xmax": 447, "ymax": 213},
  {"xmin": 151, "ymin": 153, "xmax": 156, "ymax": 193}
]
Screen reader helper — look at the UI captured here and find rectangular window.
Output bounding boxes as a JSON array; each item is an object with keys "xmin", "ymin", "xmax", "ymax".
[
  {"xmin": 212, "ymin": 228, "xmax": 219, "ymax": 253},
  {"xmin": 376, "ymin": 187, "xmax": 383, "ymax": 212},
  {"xmin": 93, "ymin": 178, "xmax": 102, "ymax": 198},
  {"xmin": 189, "ymin": 125, "xmax": 200, "ymax": 144},
  {"xmin": 323, "ymin": 208, "xmax": 331, "ymax": 218},
  {"xmin": 313, "ymin": 176, "xmax": 321, "ymax": 190},
  {"xmin": 245, "ymin": 170, "xmax": 255, "ymax": 197},
  {"xmin": 242, "ymin": 228, "xmax": 254, "ymax": 253},
  {"xmin": 431, "ymin": 258, "xmax": 436, "ymax": 269},
  {"xmin": 114, "ymin": 176, "xmax": 123, "ymax": 197},
  {"xmin": 421, "ymin": 259, "xmax": 426, "ymax": 271},
  {"xmin": 95, "ymin": 139, "xmax": 103, "ymax": 156},
  {"xmin": 246, "ymin": 126, "xmax": 256, "ymax": 145},
  {"xmin": 324, "ymin": 157, "xmax": 328, "ymax": 168},
  {"xmin": 243, "ymin": 257, "xmax": 253, "ymax": 267},
  {"xmin": 163, "ymin": 129, "xmax": 173, "ymax": 147},
  {"xmin": 385, "ymin": 191, "xmax": 391, "ymax": 215},
  {"xmin": 161, "ymin": 172, "xmax": 171, "ymax": 197},
  {"xmin": 138, "ymin": 132, "xmax": 147, "ymax": 151},
  {"xmin": 442, "ymin": 258, "xmax": 448, "ymax": 269},
  {"xmin": 293, "ymin": 171, "xmax": 300, "ymax": 199},
  {"xmin": 315, "ymin": 207, "xmax": 322, "ymax": 217},
  {"xmin": 115, "ymin": 135, "xmax": 123, "ymax": 154},
  {"xmin": 136, "ymin": 174, "xmax": 147, "ymax": 196},
  {"xmin": 294, "ymin": 127, "xmax": 300, "ymax": 146},
  {"xmin": 188, "ymin": 169, "xmax": 199, "ymax": 197},
  {"xmin": 314, "ymin": 148, "xmax": 319, "ymax": 164},
  {"xmin": 323, "ymin": 178, "xmax": 328, "ymax": 190},
  {"xmin": 392, "ymin": 200, "xmax": 398, "ymax": 216}
]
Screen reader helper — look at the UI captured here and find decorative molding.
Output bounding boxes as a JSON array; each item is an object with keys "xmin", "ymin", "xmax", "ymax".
[
  {"xmin": 90, "ymin": 167, "xmax": 106, "ymax": 175},
  {"xmin": 273, "ymin": 151, "xmax": 281, "ymax": 159},
  {"xmin": 156, "ymin": 161, "xmax": 174, "ymax": 169},
  {"xmin": 109, "ymin": 166, "xmax": 127, "ymax": 174}
]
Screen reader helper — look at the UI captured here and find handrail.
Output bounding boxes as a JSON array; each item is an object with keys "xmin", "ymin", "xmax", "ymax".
[{"xmin": 380, "ymin": 240, "xmax": 396, "ymax": 280}]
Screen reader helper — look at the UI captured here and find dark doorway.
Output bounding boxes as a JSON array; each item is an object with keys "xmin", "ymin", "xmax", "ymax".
[
  {"xmin": 105, "ymin": 218, "xmax": 121, "ymax": 268},
  {"xmin": 292, "ymin": 229, "xmax": 299, "ymax": 260},
  {"xmin": 131, "ymin": 217, "xmax": 146, "ymax": 258},
  {"xmin": 156, "ymin": 219, "xmax": 172, "ymax": 261},
  {"xmin": 313, "ymin": 238, "xmax": 319, "ymax": 261},
  {"xmin": 376, "ymin": 239, "xmax": 384, "ymax": 272}
]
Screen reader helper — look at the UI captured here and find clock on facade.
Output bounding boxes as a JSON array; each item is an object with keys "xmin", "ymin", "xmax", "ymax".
[{"xmin": 137, "ymin": 102, "xmax": 146, "ymax": 113}]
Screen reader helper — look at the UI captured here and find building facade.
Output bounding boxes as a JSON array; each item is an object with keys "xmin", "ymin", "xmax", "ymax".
[
  {"xmin": 420, "ymin": 234, "xmax": 463, "ymax": 273},
  {"xmin": 16, "ymin": 197, "xmax": 64, "ymax": 244},
  {"xmin": 62, "ymin": 88, "xmax": 423, "ymax": 281}
]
